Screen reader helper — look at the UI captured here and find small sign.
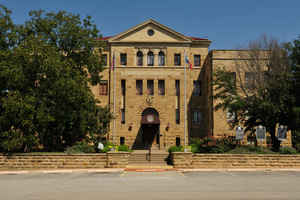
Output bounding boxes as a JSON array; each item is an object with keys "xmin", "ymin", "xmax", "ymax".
[
  {"xmin": 97, "ymin": 142, "xmax": 104, "ymax": 150},
  {"xmin": 235, "ymin": 126, "xmax": 244, "ymax": 140},
  {"xmin": 256, "ymin": 125, "xmax": 266, "ymax": 141},
  {"xmin": 277, "ymin": 125, "xmax": 287, "ymax": 141}
]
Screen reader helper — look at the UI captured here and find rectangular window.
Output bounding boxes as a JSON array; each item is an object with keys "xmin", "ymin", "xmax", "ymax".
[
  {"xmin": 99, "ymin": 80, "xmax": 108, "ymax": 95},
  {"xmin": 192, "ymin": 111, "xmax": 201, "ymax": 125},
  {"xmin": 245, "ymin": 72, "xmax": 256, "ymax": 89},
  {"xmin": 176, "ymin": 109, "xmax": 180, "ymax": 124},
  {"xmin": 121, "ymin": 109, "xmax": 125, "ymax": 124},
  {"xmin": 194, "ymin": 55, "xmax": 201, "ymax": 66},
  {"xmin": 158, "ymin": 80, "xmax": 165, "ymax": 96},
  {"xmin": 120, "ymin": 53, "xmax": 127, "ymax": 65},
  {"xmin": 120, "ymin": 137, "xmax": 125, "ymax": 145},
  {"xmin": 102, "ymin": 54, "xmax": 107, "ymax": 66},
  {"xmin": 176, "ymin": 137, "xmax": 181, "ymax": 147},
  {"xmin": 174, "ymin": 54, "xmax": 181, "ymax": 66},
  {"xmin": 192, "ymin": 80, "xmax": 201, "ymax": 96},
  {"xmin": 121, "ymin": 79, "xmax": 126, "ymax": 96},
  {"xmin": 147, "ymin": 80, "xmax": 154, "ymax": 95},
  {"xmin": 136, "ymin": 80, "xmax": 143, "ymax": 95},
  {"xmin": 158, "ymin": 52, "xmax": 165, "ymax": 66},
  {"xmin": 175, "ymin": 80, "xmax": 180, "ymax": 96}
]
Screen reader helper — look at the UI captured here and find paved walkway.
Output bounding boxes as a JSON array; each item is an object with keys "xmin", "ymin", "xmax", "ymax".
[{"xmin": 1, "ymin": 168, "xmax": 300, "ymax": 174}]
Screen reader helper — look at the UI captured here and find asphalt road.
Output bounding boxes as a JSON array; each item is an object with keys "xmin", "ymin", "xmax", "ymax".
[{"xmin": 1, "ymin": 171, "xmax": 300, "ymax": 200}]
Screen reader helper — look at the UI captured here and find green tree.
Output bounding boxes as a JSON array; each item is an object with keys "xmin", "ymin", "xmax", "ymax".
[
  {"xmin": 287, "ymin": 37, "xmax": 300, "ymax": 129},
  {"xmin": 213, "ymin": 36, "xmax": 295, "ymax": 151},
  {"xmin": 0, "ymin": 5, "xmax": 111, "ymax": 152},
  {"xmin": 286, "ymin": 36, "xmax": 300, "ymax": 150}
]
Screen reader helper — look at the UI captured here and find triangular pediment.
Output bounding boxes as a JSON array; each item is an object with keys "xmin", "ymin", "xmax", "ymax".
[{"xmin": 108, "ymin": 19, "xmax": 191, "ymax": 43}]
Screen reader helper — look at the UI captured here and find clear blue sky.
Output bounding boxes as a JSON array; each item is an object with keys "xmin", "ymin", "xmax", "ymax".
[{"xmin": 1, "ymin": 0, "xmax": 300, "ymax": 49}]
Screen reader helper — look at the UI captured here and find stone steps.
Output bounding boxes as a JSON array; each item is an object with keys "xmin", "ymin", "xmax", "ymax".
[{"xmin": 129, "ymin": 151, "xmax": 169, "ymax": 165}]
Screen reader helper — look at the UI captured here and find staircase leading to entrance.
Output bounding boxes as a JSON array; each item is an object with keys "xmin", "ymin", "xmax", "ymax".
[{"xmin": 128, "ymin": 150, "xmax": 171, "ymax": 168}]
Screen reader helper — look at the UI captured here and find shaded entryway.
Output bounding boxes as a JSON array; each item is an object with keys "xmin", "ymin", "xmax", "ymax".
[{"xmin": 132, "ymin": 108, "xmax": 160, "ymax": 150}]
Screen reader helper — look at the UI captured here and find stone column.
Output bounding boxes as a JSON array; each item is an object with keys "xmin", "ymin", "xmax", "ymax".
[
  {"xmin": 153, "ymin": 49, "xmax": 159, "ymax": 66},
  {"xmin": 142, "ymin": 49, "xmax": 147, "ymax": 67}
]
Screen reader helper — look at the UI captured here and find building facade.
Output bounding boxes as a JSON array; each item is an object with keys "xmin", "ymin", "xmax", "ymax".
[{"xmin": 91, "ymin": 19, "xmax": 291, "ymax": 149}]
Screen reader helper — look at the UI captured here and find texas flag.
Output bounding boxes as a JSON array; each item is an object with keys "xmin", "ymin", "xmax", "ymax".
[{"xmin": 185, "ymin": 55, "xmax": 193, "ymax": 70}]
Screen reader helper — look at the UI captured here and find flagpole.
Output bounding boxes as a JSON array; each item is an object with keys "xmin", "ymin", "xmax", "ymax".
[
  {"xmin": 113, "ymin": 52, "xmax": 116, "ymax": 149},
  {"xmin": 184, "ymin": 51, "xmax": 187, "ymax": 152}
]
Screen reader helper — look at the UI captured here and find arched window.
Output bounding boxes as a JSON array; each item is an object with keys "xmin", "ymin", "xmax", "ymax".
[
  {"xmin": 136, "ymin": 51, "xmax": 143, "ymax": 66},
  {"xmin": 147, "ymin": 51, "xmax": 154, "ymax": 66},
  {"xmin": 158, "ymin": 51, "xmax": 165, "ymax": 66}
]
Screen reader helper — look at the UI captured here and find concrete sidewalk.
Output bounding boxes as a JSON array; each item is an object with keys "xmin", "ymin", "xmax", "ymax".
[{"xmin": 0, "ymin": 168, "xmax": 124, "ymax": 175}]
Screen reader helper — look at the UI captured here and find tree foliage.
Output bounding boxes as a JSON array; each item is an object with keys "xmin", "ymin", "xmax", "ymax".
[
  {"xmin": 213, "ymin": 36, "xmax": 295, "ymax": 150},
  {"xmin": 286, "ymin": 36, "xmax": 300, "ymax": 130},
  {"xmin": 0, "ymin": 5, "xmax": 111, "ymax": 152},
  {"xmin": 286, "ymin": 36, "xmax": 300, "ymax": 149}
]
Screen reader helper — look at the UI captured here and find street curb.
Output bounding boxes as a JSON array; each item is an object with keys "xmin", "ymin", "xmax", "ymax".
[
  {"xmin": 177, "ymin": 168, "xmax": 300, "ymax": 172},
  {"xmin": 125, "ymin": 168, "xmax": 176, "ymax": 172},
  {"xmin": 2, "ymin": 168, "xmax": 300, "ymax": 174}
]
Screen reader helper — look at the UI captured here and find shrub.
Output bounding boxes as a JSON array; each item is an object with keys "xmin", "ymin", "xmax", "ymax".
[
  {"xmin": 117, "ymin": 145, "xmax": 131, "ymax": 152},
  {"xmin": 99, "ymin": 145, "xmax": 110, "ymax": 153},
  {"xmin": 65, "ymin": 141, "xmax": 95, "ymax": 154},
  {"xmin": 190, "ymin": 138, "xmax": 213, "ymax": 153},
  {"xmin": 227, "ymin": 146, "xmax": 275, "ymax": 154},
  {"xmin": 191, "ymin": 137, "xmax": 236, "ymax": 153},
  {"xmin": 294, "ymin": 143, "xmax": 300, "ymax": 153},
  {"xmin": 98, "ymin": 142, "xmax": 116, "ymax": 153},
  {"xmin": 168, "ymin": 145, "xmax": 183, "ymax": 153},
  {"xmin": 279, "ymin": 147, "xmax": 298, "ymax": 154}
]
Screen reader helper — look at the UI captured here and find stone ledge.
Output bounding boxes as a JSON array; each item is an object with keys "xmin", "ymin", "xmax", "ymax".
[
  {"xmin": 172, "ymin": 153, "xmax": 300, "ymax": 169},
  {"xmin": 0, "ymin": 153, "xmax": 126, "ymax": 169}
]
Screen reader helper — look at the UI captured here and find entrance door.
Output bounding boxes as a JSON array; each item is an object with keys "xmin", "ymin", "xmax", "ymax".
[{"xmin": 142, "ymin": 124, "xmax": 159, "ymax": 149}]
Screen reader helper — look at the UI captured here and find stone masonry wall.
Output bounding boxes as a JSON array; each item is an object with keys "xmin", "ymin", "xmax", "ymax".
[
  {"xmin": 0, "ymin": 153, "xmax": 130, "ymax": 170},
  {"xmin": 172, "ymin": 152, "xmax": 300, "ymax": 169},
  {"xmin": 107, "ymin": 152, "xmax": 130, "ymax": 168}
]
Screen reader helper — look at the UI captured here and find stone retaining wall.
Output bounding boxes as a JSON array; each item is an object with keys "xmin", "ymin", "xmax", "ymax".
[
  {"xmin": 107, "ymin": 152, "xmax": 130, "ymax": 168},
  {"xmin": 0, "ymin": 152, "xmax": 130, "ymax": 170},
  {"xmin": 172, "ymin": 152, "xmax": 300, "ymax": 168}
]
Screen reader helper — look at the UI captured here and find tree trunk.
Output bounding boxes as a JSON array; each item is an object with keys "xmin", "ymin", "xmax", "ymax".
[{"xmin": 270, "ymin": 126, "xmax": 281, "ymax": 151}]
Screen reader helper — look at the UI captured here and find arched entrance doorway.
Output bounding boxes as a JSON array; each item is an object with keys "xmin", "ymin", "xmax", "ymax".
[{"xmin": 141, "ymin": 108, "xmax": 160, "ymax": 149}]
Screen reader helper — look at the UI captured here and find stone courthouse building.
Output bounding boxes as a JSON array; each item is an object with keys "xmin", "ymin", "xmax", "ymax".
[{"xmin": 91, "ymin": 19, "xmax": 291, "ymax": 149}]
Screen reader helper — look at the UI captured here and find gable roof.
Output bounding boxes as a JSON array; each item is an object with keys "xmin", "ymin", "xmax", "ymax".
[{"xmin": 102, "ymin": 19, "xmax": 209, "ymax": 43}]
